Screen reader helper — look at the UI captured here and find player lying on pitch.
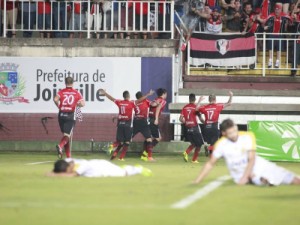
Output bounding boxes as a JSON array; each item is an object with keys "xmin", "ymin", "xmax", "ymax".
[
  {"xmin": 194, "ymin": 119, "xmax": 300, "ymax": 186},
  {"xmin": 47, "ymin": 159, "xmax": 153, "ymax": 177}
]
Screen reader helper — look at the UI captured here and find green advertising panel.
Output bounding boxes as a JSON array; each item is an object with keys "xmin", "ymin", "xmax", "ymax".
[{"xmin": 248, "ymin": 121, "xmax": 300, "ymax": 162}]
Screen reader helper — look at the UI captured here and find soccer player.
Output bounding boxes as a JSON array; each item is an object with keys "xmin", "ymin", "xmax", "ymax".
[
  {"xmin": 99, "ymin": 89, "xmax": 154, "ymax": 161},
  {"xmin": 132, "ymin": 91, "xmax": 158, "ymax": 162},
  {"xmin": 53, "ymin": 77, "xmax": 85, "ymax": 159},
  {"xmin": 194, "ymin": 119, "xmax": 300, "ymax": 186},
  {"xmin": 198, "ymin": 91, "xmax": 233, "ymax": 156},
  {"xmin": 180, "ymin": 94, "xmax": 205, "ymax": 163},
  {"xmin": 47, "ymin": 158, "xmax": 153, "ymax": 177},
  {"xmin": 145, "ymin": 88, "xmax": 167, "ymax": 156}
]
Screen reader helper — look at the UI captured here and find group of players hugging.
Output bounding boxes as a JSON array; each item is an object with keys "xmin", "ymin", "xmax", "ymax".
[{"xmin": 53, "ymin": 76, "xmax": 232, "ymax": 163}]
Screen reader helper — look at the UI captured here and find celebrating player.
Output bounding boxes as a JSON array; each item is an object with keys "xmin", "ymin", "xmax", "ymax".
[
  {"xmin": 53, "ymin": 77, "xmax": 85, "ymax": 159},
  {"xmin": 180, "ymin": 94, "xmax": 205, "ymax": 163},
  {"xmin": 144, "ymin": 88, "xmax": 167, "ymax": 157},
  {"xmin": 99, "ymin": 89, "xmax": 154, "ymax": 161},
  {"xmin": 47, "ymin": 158, "xmax": 153, "ymax": 177},
  {"xmin": 132, "ymin": 91, "xmax": 158, "ymax": 162},
  {"xmin": 198, "ymin": 91, "xmax": 233, "ymax": 156},
  {"xmin": 194, "ymin": 119, "xmax": 300, "ymax": 186}
]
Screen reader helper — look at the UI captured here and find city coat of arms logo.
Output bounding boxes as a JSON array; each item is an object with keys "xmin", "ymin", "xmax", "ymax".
[{"xmin": 0, "ymin": 63, "xmax": 29, "ymax": 104}]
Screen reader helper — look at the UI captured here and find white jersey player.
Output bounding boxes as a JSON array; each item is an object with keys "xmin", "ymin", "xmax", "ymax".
[
  {"xmin": 194, "ymin": 119, "xmax": 300, "ymax": 186},
  {"xmin": 47, "ymin": 159, "xmax": 152, "ymax": 178}
]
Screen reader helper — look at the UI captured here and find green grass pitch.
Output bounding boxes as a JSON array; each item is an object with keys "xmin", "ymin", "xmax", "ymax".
[{"xmin": 0, "ymin": 152, "xmax": 300, "ymax": 225}]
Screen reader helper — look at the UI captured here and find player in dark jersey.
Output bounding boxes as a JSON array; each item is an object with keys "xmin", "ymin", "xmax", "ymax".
[
  {"xmin": 180, "ymin": 94, "xmax": 205, "ymax": 163},
  {"xmin": 198, "ymin": 91, "xmax": 233, "ymax": 156},
  {"xmin": 142, "ymin": 88, "xmax": 167, "ymax": 159},
  {"xmin": 99, "ymin": 89, "xmax": 154, "ymax": 161},
  {"xmin": 53, "ymin": 77, "xmax": 85, "ymax": 159},
  {"xmin": 132, "ymin": 91, "xmax": 158, "ymax": 162}
]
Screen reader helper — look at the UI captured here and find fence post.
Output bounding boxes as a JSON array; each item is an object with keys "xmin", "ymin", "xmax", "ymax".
[
  {"xmin": 262, "ymin": 32, "xmax": 266, "ymax": 77},
  {"xmin": 87, "ymin": 0, "xmax": 90, "ymax": 39},
  {"xmin": 3, "ymin": 0, "xmax": 6, "ymax": 37},
  {"xmin": 170, "ymin": 0, "xmax": 174, "ymax": 39}
]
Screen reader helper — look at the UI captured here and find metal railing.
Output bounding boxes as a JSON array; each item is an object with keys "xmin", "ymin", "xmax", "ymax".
[
  {"xmin": 185, "ymin": 32, "xmax": 300, "ymax": 77},
  {"xmin": 2, "ymin": 0, "xmax": 174, "ymax": 38}
]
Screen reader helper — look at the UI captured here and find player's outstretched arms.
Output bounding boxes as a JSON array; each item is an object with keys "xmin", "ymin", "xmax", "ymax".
[
  {"xmin": 135, "ymin": 89, "xmax": 155, "ymax": 103},
  {"xmin": 46, "ymin": 172, "xmax": 78, "ymax": 177},
  {"xmin": 224, "ymin": 91, "xmax": 233, "ymax": 108},
  {"xmin": 193, "ymin": 156, "xmax": 218, "ymax": 184},
  {"xmin": 195, "ymin": 96, "xmax": 205, "ymax": 110},
  {"xmin": 98, "ymin": 89, "xmax": 116, "ymax": 102},
  {"xmin": 53, "ymin": 95, "xmax": 60, "ymax": 108}
]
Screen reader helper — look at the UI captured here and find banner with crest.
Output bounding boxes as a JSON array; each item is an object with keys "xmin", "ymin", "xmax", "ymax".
[{"xmin": 189, "ymin": 33, "xmax": 256, "ymax": 67}]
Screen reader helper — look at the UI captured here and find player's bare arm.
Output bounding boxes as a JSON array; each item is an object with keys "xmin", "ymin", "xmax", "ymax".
[
  {"xmin": 135, "ymin": 89, "xmax": 155, "ymax": 104},
  {"xmin": 224, "ymin": 91, "xmax": 233, "ymax": 108},
  {"xmin": 193, "ymin": 156, "xmax": 218, "ymax": 184},
  {"xmin": 179, "ymin": 115, "xmax": 185, "ymax": 124},
  {"xmin": 154, "ymin": 103, "xmax": 162, "ymax": 125},
  {"xmin": 77, "ymin": 99, "xmax": 85, "ymax": 107},
  {"xmin": 238, "ymin": 150, "xmax": 256, "ymax": 185},
  {"xmin": 195, "ymin": 96, "xmax": 205, "ymax": 110},
  {"xmin": 46, "ymin": 172, "xmax": 78, "ymax": 177},
  {"xmin": 98, "ymin": 89, "xmax": 116, "ymax": 102},
  {"xmin": 53, "ymin": 95, "xmax": 60, "ymax": 108}
]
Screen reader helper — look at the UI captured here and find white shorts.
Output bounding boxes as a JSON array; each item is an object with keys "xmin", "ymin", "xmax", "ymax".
[{"xmin": 252, "ymin": 156, "xmax": 295, "ymax": 186}]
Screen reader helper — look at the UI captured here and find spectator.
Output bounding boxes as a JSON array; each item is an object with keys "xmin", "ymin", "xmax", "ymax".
[
  {"xmin": 241, "ymin": 2, "xmax": 264, "ymax": 33},
  {"xmin": 264, "ymin": 3, "xmax": 291, "ymax": 68},
  {"xmin": 53, "ymin": 0, "xmax": 68, "ymax": 38},
  {"xmin": 69, "ymin": 1, "xmax": 86, "ymax": 38},
  {"xmin": 205, "ymin": 6, "xmax": 223, "ymax": 33},
  {"xmin": 86, "ymin": 1, "xmax": 102, "ymax": 39},
  {"xmin": 103, "ymin": 0, "xmax": 112, "ymax": 39},
  {"xmin": 158, "ymin": 0, "xmax": 172, "ymax": 39},
  {"xmin": 1, "ymin": 0, "xmax": 18, "ymax": 38},
  {"xmin": 22, "ymin": 1, "xmax": 36, "ymax": 38},
  {"xmin": 120, "ymin": 0, "xmax": 133, "ymax": 39},
  {"xmin": 221, "ymin": 0, "xmax": 235, "ymax": 9},
  {"xmin": 291, "ymin": 0, "xmax": 300, "ymax": 76},
  {"xmin": 180, "ymin": 0, "xmax": 204, "ymax": 50},
  {"xmin": 133, "ymin": 0, "xmax": 149, "ymax": 39},
  {"xmin": 174, "ymin": 0, "xmax": 185, "ymax": 36},
  {"xmin": 276, "ymin": 0, "xmax": 291, "ymax": 14},
  {"xmin": 225, "ymin": 0, "xmax": 242, "ymax": 32},
  {"xmin": 38, "ymin": 0, "xmax": 52, "ymax": 38}
]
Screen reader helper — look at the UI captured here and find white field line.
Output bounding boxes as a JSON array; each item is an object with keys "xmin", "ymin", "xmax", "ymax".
[
  {"xmin": 171, "ymin": 175, "xmax": 231, "ymax": 209},
  {"xmin": 25, "ymin": 161, "xmax": 54, "ymax": 165}
]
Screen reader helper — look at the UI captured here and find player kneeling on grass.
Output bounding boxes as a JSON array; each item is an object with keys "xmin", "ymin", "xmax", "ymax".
[
  {"xmin": 99, "ymin": 89, "xmax": 154, "ymax": 161},
  {"xmin": 47, "ymin": 159, "xmax": 153, "ymax": 177},
  {"xmin": 194, "ymin": 119, "xmax": 300, "ymax": 186},
  {"xmin": 180, "ymin": 94, "xmax": 205, "ymax": 163}
]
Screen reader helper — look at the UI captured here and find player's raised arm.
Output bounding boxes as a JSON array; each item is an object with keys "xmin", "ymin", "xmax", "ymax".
[
  {"xmin": 195, "ymin": 96, "xmax": 205, "ymax": 110},
  {"xmin": 98, "ymin": 89, "xmax": 116, "ymax": 102},
  {"xmin": 135, "ymin": 89, "xmax": 155, "ymax": 103},
  {"xmin": 224, "ymin": 91, "xmax": 233, "ymax": 108},
  {"xmin": 193, "ymin": 156, "xmax": 218, "ymax": 184},
  {"xmin": 53, "ymin": 94, "xmax": 60, "ymax": 109}
]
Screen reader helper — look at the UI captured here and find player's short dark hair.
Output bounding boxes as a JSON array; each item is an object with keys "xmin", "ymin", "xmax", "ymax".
[
  {"xmin": 243, "ymin": 1, "xmax": 252, "ymax": 9},
  {"xmin": 189, "ymin": 93, "xmax": 196, "ymax": 103},
  {"xmin": 156, "ymin": 88, "xmax": 167, "ymax": 97},
  {"xmin": 65, "ymin": 77, "xmax": 74, "ymax": 85},
  {"xmin": 136, "ymin": 91, "xmax": 143, "ymax": 100},
  {"xmin": 209, "ymin": 94, "xmax": 216, "ymax": 102},
  {"xmin": 220, "ymin": 119, "xmax": 235, "ymax": 132},
  {"xmin": 53, "ymin": 160, "xmax": 69, "ymax": 173},
  {"xmin": 123, "ymin": 91, "xmax": 130, "ymax": 99}
]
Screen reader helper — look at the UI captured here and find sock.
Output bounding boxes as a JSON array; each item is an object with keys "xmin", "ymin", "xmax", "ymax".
[
  {"xmin": 192, "ymin": 147, "xmax": 201, "ymax": 161},
  {"xmin": 146, "ymin": 142, "xmax": 153, "ymax": 158},
  {"xmin": 185, "ymin": 144, "xmax": 195, "ymax": 154},
  {"xmin": 112, "ymin": 142, "xmax": 119, "ymax": 148},
  {"xmin": 119, "ymin": 143, "xmax": 129, "ymax": 159},
  {"xmin": 65, "ymin": 141, "xmax": 71, "ymax": 158},
  {"xmin": 143, "ymin": 141, "xmax": 148, "ymax": 152},
  {"xmin": 152, "ymin": 139, "xmax": 159, "ymax": 148},
  {"xmin": 113, "ymin": 144, "xmax": 123, "ymax": 157},
  {"xmin": 208, "ymin": 145, "xmax": 214, "ymax": 153},
  {"xmin": 59, "ymin": 136, "xmax": 69, "ymax": 148}
]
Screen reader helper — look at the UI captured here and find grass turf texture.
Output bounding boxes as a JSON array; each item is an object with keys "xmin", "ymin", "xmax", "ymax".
[{"xmin": 0, "ymin": 152, "xmax": 300, "ymax": 225}]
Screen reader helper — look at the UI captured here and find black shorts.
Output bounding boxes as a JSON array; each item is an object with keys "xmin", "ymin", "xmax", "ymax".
[
  {"xmin": 203, "ymin": 123, "xmax": 219, "ymax": 146},
  {"xmin": 132, "ymin": 118, "xmax": 152, "ymax": 139},
  {"xmin": 149, "ymin": 117, "xmax": 160, "ymax": 139},
  {"xmin": 116, "ymin": 120, "xmax": 133, "ymax": 143},
  {"xmin": 58, "ymin": 111, "xmax": 76, "ymax": 135},
  {"xmin": 185, "ymin": 126, "xmax": 204, "ymax": 147}
]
